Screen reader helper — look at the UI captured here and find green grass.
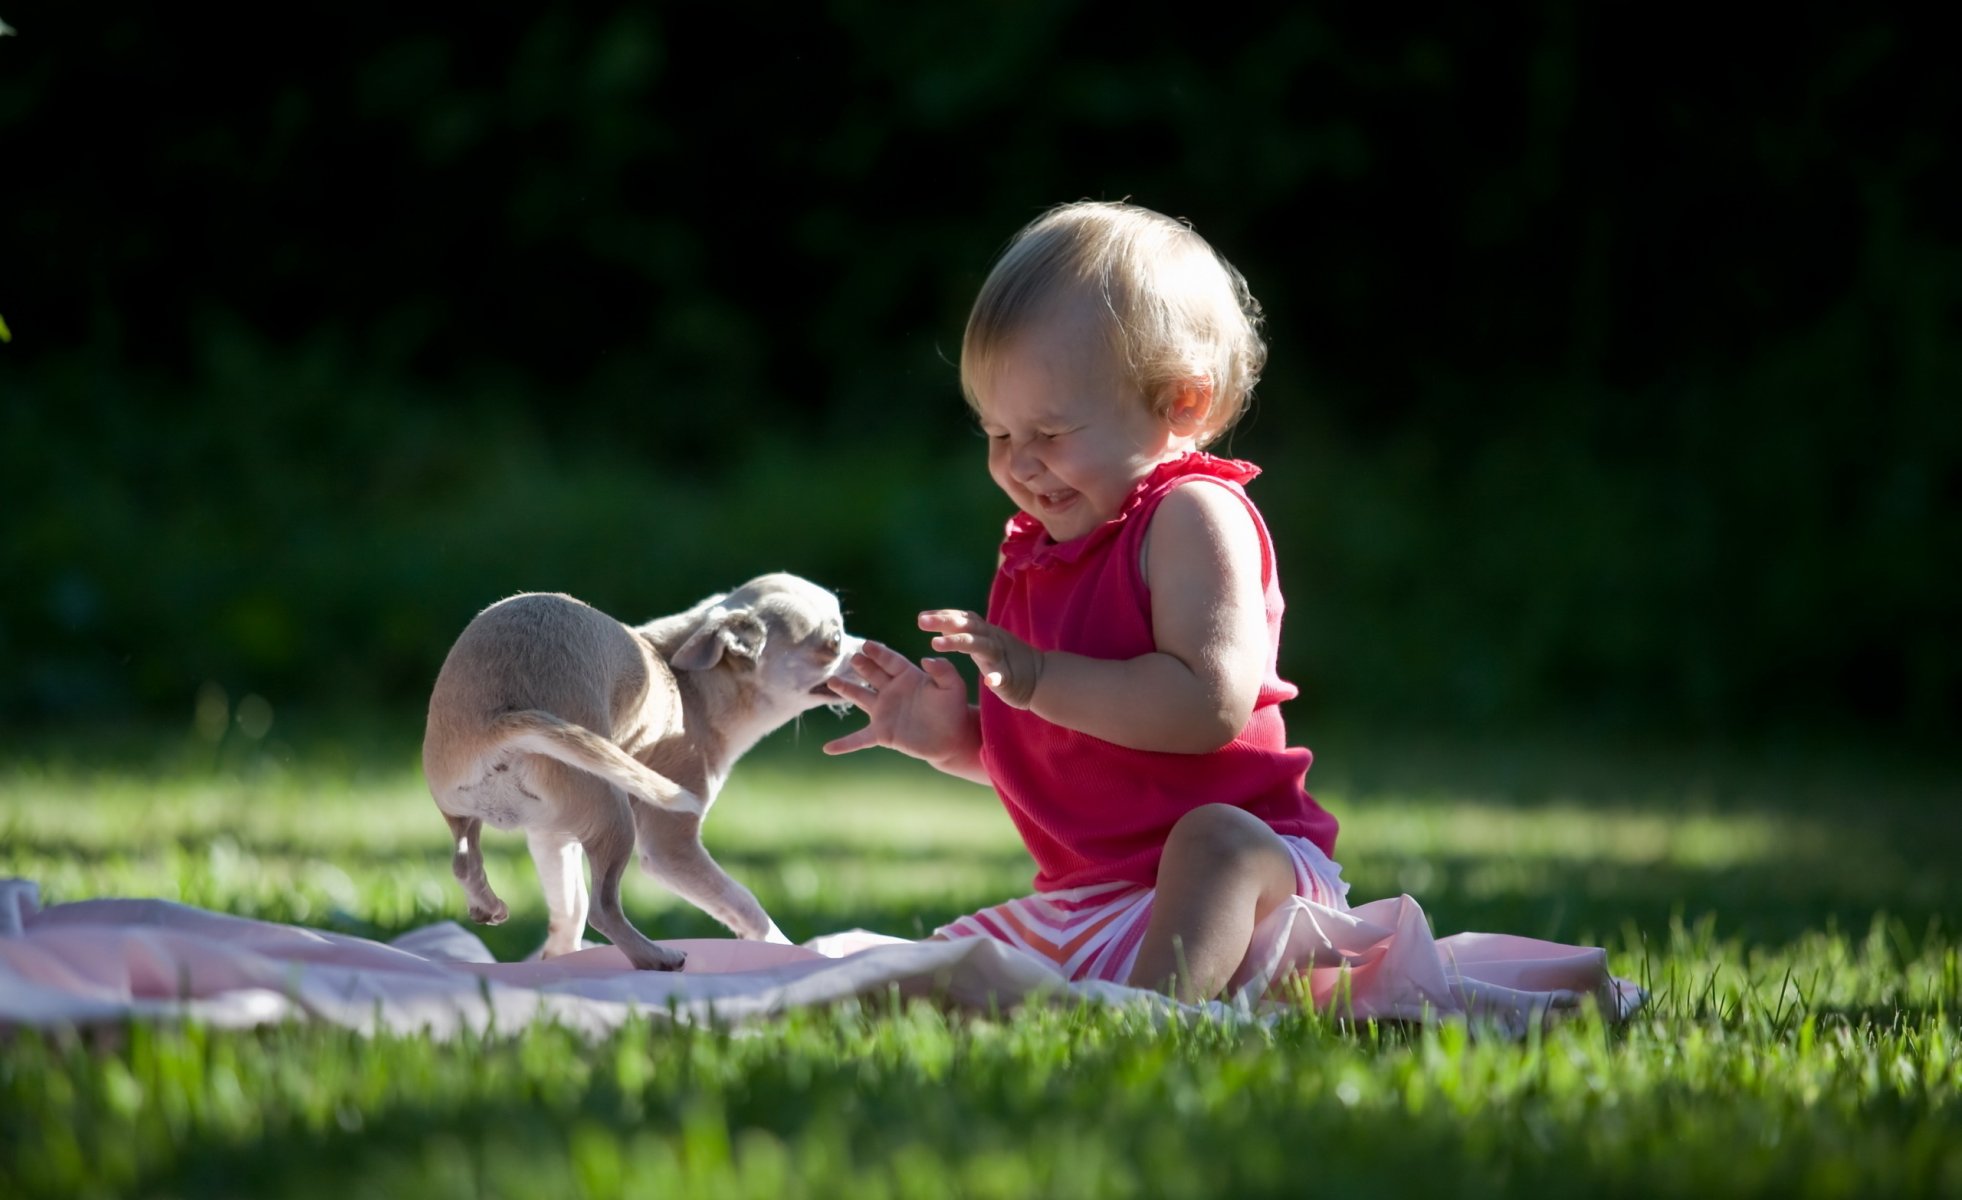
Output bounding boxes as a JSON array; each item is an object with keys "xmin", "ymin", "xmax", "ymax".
[{"xmin": 2, "ymin": 717, "xmax": 1958, "ymax": 1198}]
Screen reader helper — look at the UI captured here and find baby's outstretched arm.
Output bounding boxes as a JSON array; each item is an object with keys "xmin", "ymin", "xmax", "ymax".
[
  {"xmin": 823, "ymin": 640, "xmax": 991, "ymax": 785},
  {"xmin": 923, "ymin": 482, "xmax": 1269, "ymax": 754}
]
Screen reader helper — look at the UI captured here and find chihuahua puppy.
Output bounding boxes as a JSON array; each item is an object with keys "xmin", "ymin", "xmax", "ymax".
[{"xmin": 421, "ymin": 572, "xmax": 860, "ymax": 970}]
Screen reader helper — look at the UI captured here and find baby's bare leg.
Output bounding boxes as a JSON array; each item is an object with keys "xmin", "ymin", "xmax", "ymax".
[{"xmin": 1128, "ymin": 805, "xmax": 1299, "ymax": 1002}]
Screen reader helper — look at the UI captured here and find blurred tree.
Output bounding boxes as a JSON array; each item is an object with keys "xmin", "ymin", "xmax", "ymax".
[{"xmin": 0, "ymin": 3, "xmax": 1953, "ymax": 741}]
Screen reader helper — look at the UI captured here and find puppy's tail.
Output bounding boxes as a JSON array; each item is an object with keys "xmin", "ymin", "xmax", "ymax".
[{"xmin": 487, "ymin": 710, "xmax": 704, "ymax": 814}]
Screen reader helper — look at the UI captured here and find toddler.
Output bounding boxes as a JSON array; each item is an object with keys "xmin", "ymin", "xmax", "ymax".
[{"xmin": 824, "ymin": 200, "xmax": 1344, "ymax": 1002}]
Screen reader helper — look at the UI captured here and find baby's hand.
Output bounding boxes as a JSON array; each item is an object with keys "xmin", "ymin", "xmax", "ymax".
[
  {"xmin": 918, "ymin": 610, "xmax": 1043, "ymax": 709},
  {"xmin": 822, "ymin": 640, "xmax": 976, "ymax": 767}
]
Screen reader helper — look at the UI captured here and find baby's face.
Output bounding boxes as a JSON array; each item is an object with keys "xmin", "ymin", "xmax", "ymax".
[{"xmin": 972, "ymin": 297, "xmax": 1188, "ymax": 543}]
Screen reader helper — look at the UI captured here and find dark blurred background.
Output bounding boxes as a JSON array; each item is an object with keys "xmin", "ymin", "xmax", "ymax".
[{"xmin": 1, "ymin": 4, "xmax": 1955, "ymax": 748}]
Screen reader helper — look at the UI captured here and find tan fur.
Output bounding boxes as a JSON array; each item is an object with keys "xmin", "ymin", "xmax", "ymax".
[{"xmin": 421, "ymin": 572, "xmax": 860, "ymax": 970}]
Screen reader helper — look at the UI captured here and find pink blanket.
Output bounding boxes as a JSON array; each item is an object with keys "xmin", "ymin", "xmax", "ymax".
[{"xmin": 0, "ymin": 879, "xmax": 1641, "ymax": 1038}]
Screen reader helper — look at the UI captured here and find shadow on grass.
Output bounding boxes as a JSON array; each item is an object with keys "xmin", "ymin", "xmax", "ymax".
[{"xmin": 46, "ymin": 1010, "xmax": 1956, "ymax": 1200}]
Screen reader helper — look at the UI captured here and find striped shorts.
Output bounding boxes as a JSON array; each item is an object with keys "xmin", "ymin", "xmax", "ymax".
[{"xmin": 935, "ymin": 835, "xmax": 1351, "ymax": 984}]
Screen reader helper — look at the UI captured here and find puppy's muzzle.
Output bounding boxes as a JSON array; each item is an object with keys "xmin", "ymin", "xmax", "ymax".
[{"xmin": 814, "ymin": 635, "xmax": 868, "ymax": 708}]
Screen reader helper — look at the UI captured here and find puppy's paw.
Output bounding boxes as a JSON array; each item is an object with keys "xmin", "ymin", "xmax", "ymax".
[
  {"xmin": 626, "ymin": 943, "xmax": 687, "ymax": 971},
  {"xmin": 469, "ymin": 899, "xmax": 510, "ymax": 925},
  {"xmin": 535, "ymin": 933, "xmax": 587, "ymax": 959}
]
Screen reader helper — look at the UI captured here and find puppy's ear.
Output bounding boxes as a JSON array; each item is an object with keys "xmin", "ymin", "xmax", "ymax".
[{"xmin": 670, "ymin": 607, "xmax": 768, "ymax": 671}]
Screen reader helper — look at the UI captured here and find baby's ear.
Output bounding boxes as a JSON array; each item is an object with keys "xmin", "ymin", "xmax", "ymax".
[
  {"xmin": 1167, "ymin": 377, "xmax": 1215, "ymax": 435},
  {"xmin": 671, "ymin": 607, "xmax": 768, "ymax": 671}
]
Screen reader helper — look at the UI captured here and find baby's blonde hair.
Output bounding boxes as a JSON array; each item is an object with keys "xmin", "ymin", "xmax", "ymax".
[{"xmin": 960, "ymin": 200, "xmax": 1267, "ymax": 446}]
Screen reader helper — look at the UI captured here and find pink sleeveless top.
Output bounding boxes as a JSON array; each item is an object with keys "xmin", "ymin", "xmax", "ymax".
[{"xmin": 978, "ymin": 452, "xmax": 1339, "ymax": 892}]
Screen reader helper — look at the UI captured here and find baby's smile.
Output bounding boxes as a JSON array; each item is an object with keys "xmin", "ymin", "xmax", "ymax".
[{"xmin": 974, "ymin": 292, "xmax": 1192, "ymax": 544}]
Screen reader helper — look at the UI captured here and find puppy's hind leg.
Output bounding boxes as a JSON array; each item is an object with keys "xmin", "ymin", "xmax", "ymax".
[
  {"xmin": 571, "ymin": 781, "xmax": 686, "ymax": 971},
  {"xmin": 443, "ymin": 812, "xmax": 508, "ymax": 925},
  {"xmin": 525, "ymin": 828, "xmax": 588, "ymax": 959}
]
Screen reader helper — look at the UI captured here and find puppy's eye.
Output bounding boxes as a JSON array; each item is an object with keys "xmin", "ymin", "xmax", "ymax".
[{"xmin": 824, "ymin": 630, "xmax": 843, "ymax": 655}]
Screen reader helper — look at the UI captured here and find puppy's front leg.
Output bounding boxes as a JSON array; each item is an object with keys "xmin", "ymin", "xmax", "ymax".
[
  {"xmin": 442, "ymin": 812, "xmax": 508, "ymax": 925},
  {"xmin": 632, "ymin": 803, "xmax": 787, "ymax": 942}
]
